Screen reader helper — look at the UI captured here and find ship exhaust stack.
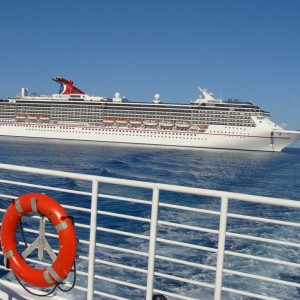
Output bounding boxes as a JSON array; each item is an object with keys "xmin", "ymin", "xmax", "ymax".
[{"xmin": 52, "ymin": 77, "xmax": 85, "ymax": 95}]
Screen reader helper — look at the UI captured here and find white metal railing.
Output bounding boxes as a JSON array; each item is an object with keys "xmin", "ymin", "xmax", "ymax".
[{"xmin": 0, "ymin": 163, "xmax": 300, "ymax": 300}]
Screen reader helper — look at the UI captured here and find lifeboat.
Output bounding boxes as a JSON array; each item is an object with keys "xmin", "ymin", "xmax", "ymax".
[
  {"xmin": 160, "ymin": 120, "xmax": 174, "ymax": 127},
  {"xmin": 102, "ymin": 118, "xmax": 115, "ymax": 125},
  {"xmin": 175, "ymin": 121, "xmax": 190, "ymax": 128},
  {"xmin": 39, "ymin": 116, "xmax": 51, "ymax": 121},
  {"xmin": 27, "ymin": 115, "xmax": 38, "ymax": 121},
  {"xmin": 143, "ymin": 120, "xmax": 158, "ymax": 126},
  {"xmin": 116, "ymin": 119, "xmax": 129, "ymax": 125},
  {"xmin": 129, "ymin": 120, "xmax": 143, "ymax": 126},
  {"xmin": 15, "ymin": 114, "xmax": 26, "ymax": 121},
  {"xmin": 198, "ymin": 124, "xmax": 208, "ymax": 130}
]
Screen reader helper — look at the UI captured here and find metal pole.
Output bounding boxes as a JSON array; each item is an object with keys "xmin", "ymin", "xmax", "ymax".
[
  {"xmin": 214, "ymin": 196, "xmax": 228, "ymax": 300},
  {"xmin": 87, "ymin": 179, "xmax": 99, "ymax": 300},
  {"xmin": 146, "ymin": 186, "xmax": 160, "ymax": 300}
]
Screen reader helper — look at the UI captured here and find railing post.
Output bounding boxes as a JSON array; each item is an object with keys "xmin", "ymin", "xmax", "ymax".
[
  {"xmin": 87, "ymin": 179, "xmax": 99, "ymax": 300},
  {"xmin": 146, "ymin": 186, "xmax": 160, "ymax": 300},
  {"xmin": 214, "ymin": 196, "xmax": 228, "ymax": 300}
]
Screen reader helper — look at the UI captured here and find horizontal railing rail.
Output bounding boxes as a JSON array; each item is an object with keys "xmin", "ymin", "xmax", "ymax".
[{"xmin": 0, "ymin": 163, "xmax": 300, "ymax": 300}]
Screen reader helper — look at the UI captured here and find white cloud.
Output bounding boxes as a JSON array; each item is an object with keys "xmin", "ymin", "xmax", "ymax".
[{"xmin": 279, "ymin": 122, "xmax": 288, "ymax": 129}]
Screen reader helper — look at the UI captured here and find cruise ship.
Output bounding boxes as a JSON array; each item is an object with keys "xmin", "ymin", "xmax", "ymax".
[{"xmin": 0, "ymin": 77, "xmax": 299, "ymax": 151}]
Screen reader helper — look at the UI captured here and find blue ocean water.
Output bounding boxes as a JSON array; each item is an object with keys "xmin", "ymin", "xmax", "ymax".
[
  {"xmin": 1, "ymin": 137, "xmax": 299, "ymax": 199},
  {"xmin": 0, "ymin": 137, "xmax": 300, "ymax": 299}
]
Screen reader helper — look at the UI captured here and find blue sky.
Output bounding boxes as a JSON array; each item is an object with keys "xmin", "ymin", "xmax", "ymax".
[{"xmin": 1, "ymin": 0, "xmax": 300, "ymax": 131}]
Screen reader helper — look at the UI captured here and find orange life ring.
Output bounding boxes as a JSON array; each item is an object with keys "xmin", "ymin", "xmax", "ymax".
[{"xmin": 0, "ymin": 193, "xmax": 76, "ymax": 288}]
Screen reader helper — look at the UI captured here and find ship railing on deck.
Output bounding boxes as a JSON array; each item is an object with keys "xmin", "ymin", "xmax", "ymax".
[{"xmin": 0, "ymin": 163, "xmax": 300, "ymax": 300}]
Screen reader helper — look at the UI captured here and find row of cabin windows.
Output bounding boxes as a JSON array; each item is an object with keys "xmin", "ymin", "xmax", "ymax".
[{"xmin": 1, "ymin": 122, "xmax": 257, "ymax": 133}]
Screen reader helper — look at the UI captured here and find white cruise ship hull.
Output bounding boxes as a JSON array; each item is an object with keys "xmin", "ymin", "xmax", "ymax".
[{"xmin": 1, "ymin": 121, "xmax": 299, "ymax": 152}]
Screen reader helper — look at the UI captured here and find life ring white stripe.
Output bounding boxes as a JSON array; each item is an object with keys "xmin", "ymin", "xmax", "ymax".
[
  {"xmin": 3, "ymin": 250, "xmax": 13, "ymax": 259},
  {"xmin": 55, "ymin": 221, "xmax": 68, "ymax": 232},
  {"xmin": 15, "ymin": 199, "xmax": 23, "ymax": 213},
  {"xmin": 31, "ymin": 197, "xmax": 37, "ymax": 212},
  {"xmin": 3, "ymin": 250, "xmax": 13, "ymax": 268},
  {"xmin": 48, "ymin": 266, "xmax": 64, "ymax": 283},
  {"xmin": 43, "ymin": 270, "xmax": 53, "ymax": 284}
]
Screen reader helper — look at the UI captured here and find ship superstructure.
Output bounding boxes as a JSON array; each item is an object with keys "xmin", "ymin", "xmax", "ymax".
[{"xmin": 0, "ymin": 77, "xmax": 299, "ymax": 151}]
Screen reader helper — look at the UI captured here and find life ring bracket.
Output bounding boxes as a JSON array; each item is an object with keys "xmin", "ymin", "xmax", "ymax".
[{"xmin": 21, "ymin": 216, "xmax": 57, "ymax": 262}]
